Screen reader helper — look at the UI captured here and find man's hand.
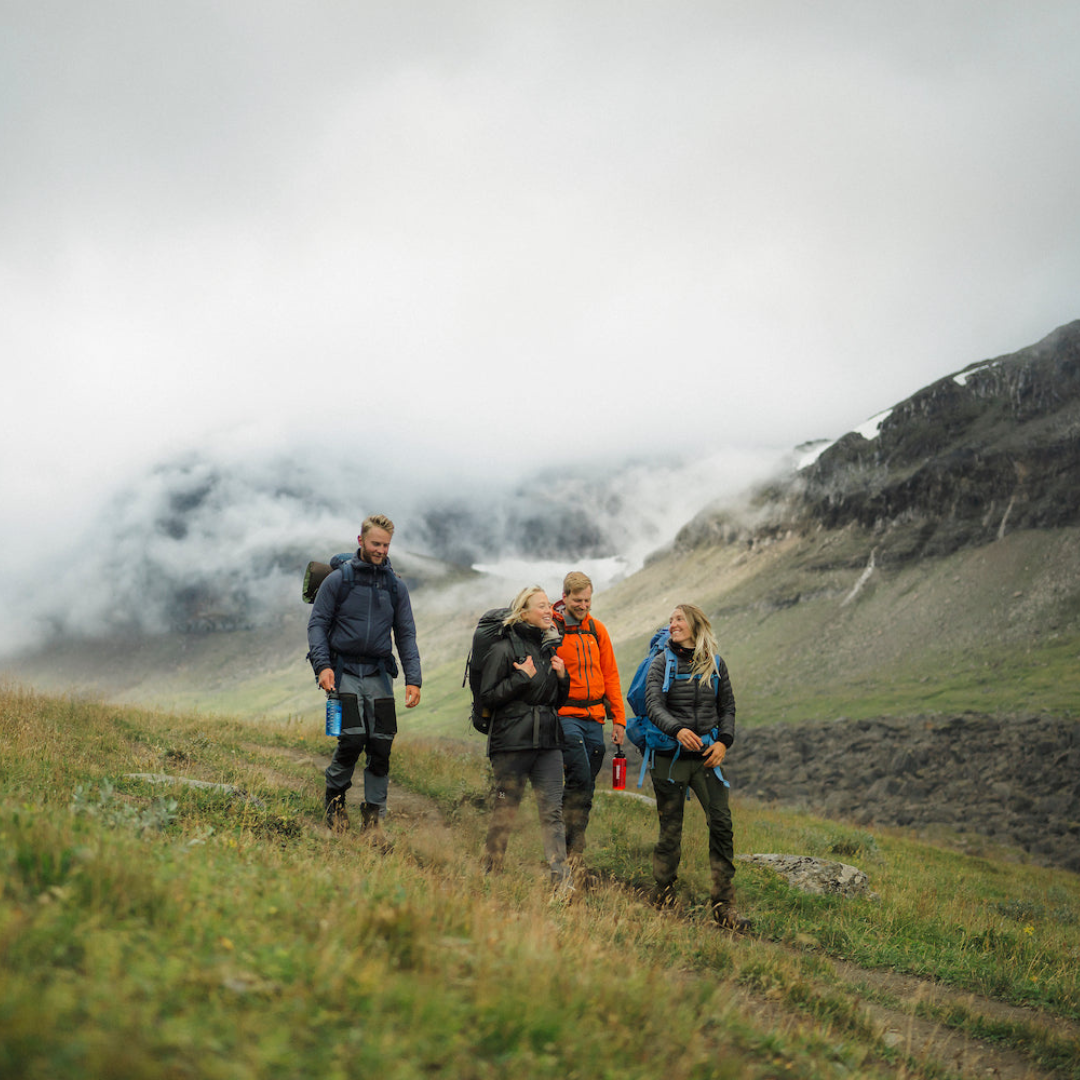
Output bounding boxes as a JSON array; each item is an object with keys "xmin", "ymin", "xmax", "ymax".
[
  {"xmin": 318, "ymin": 669, "xmax": 336, "ymax": 693},
  {"xmin": 405, "ymin": 685, "xmax": 421, "ymax": 708},
  {"xmin": 612, "ymin": 723, "xmax": 625, "ymax": 746}
]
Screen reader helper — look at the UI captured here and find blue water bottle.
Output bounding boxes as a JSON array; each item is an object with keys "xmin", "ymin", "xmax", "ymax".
[{"xmin": 325, "ymin": 691, "xmax": 342, "ymax": 737}]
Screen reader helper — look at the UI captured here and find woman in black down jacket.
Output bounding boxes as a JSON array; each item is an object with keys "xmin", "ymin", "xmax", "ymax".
[
  {"xmin": 644, "ymin": 603, "xmax": 750, "ymax": 930},
  {"xmin": 480, "ymin": 585, "xmax": 572, "ymax": 889}
]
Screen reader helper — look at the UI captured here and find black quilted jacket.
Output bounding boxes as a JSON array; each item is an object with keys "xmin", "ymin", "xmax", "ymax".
[{"xmin": 643, "ymin": 644, "xmax": 736, "ymax": 751}]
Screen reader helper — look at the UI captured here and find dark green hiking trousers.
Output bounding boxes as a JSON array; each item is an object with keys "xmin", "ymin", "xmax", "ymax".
[{"xmin": 651, "ymin": 753, "xmax": 736, "ymax": 890}]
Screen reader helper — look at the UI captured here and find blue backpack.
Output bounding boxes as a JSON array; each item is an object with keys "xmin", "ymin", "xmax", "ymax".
[{"xmin": 624, "ymin": 627, "xmax": 729, "ymax": 789}]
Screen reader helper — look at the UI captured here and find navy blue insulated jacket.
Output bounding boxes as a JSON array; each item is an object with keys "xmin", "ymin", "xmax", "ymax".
[{"xmin": 307, "ymin": 554, "xmax": 422, "ymax": 687}]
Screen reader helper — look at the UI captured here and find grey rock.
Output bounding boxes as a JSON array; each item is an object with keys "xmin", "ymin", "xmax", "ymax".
[{"xmin": 738, "ymin": 854, "xmax": 877, "ymax": 899}]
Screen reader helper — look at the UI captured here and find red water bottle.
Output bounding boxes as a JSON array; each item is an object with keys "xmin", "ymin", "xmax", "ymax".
[{"xmin": 612, "ymin": 748, "xmax": 627, "ymax": 790}]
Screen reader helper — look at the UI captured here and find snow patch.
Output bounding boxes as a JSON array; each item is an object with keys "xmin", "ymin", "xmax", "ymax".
[
  {"xmin": 853, "ymin": 409, "xmax": 892, "ymax": 441},
  {"xmin": 953, "ymin": 358, "xmax": 1000, "ymax": 386}
]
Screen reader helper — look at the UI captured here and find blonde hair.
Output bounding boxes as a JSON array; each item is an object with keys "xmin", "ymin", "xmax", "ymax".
[
  {"xmin": 674, "ymin": 603, "xmax": 720, "ymax": 684},
  {"xmin": 504, "ymin": 585, "xmax": 548, "ymax": 625},
  {"xmin": 562, "ymin": 570, "xmax": 592, "ymax": 595},
  {"xmin": 361, "ymin": 513, "xmax": 395, "ymax": 537}
]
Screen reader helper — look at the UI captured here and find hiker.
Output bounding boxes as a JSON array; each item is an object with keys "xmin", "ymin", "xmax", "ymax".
[
  {"xmin": 479, "ymin": 585, "xmax": 572, "ymax": 890},
  {"xmin": 552, "ymin": 570, "xmax": 625, "ymax": 867},
  {"xmin": 307, "ymin": 514, "xmax": 422, "ymax": 838},
  {"xmin": 645, "ymin": 603, "xmax": 750, "ymax": 930}
]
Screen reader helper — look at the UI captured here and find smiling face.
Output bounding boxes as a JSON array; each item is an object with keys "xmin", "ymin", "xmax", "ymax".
[
  {"xmin": 562, "ymin": 586, "xmax": 592, "ymax": 622},
  {"xmin": 522, "ymin": 590, "xmax": 553, "ymax": 629},
  {"xmin": 668, "ymin": 606, "xmax": 693, "ymax": 647},
  {"xmin": 358, "ymin": 526, "xmax": 392, "ymax": 565}
]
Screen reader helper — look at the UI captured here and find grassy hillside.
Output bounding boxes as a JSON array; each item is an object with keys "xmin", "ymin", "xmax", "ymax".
[
  {"xmin": 6, "ymin": 526, "xmax": 1078, "ymax": 736},
  {"xmin": 2, "ymin": 685, "xmax": 1078, "ymax": 1079},
  {"xmin": 599, "ymin": 525, "xmax": 1080, "ymax": 725}
]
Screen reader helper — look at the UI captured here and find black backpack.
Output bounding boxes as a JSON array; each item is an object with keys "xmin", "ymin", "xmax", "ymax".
[{"xmin": 462, "ymin": 608, "xmax": 523, "ymax": 734}]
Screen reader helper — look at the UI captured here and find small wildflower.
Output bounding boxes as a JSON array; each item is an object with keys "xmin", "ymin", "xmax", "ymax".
[{"xmin": 1023, "ymin": 925, "xmax": 1035, "ymax": 936}]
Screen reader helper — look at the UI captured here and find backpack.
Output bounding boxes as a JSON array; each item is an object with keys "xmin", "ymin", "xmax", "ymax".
[
  {"xmin": 302, "ymin": 553, "xmax": 354, "ymax": 604},
  {"xmin": 302, "ymin": 552, "xmax": 399, "ymax": 607},
  {"xmin": 462, "ymin": 608, "xmax": 523, "ymax": 734},
  {"xmin": 624, "ymin": 627, "xmax": 728, "ymax": 789}
]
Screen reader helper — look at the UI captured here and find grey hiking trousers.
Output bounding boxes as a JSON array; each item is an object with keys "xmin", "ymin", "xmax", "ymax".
[
  {"xmin": 485, "ymin": 748, "xmax": 568, "ymax": 881},
  {"xmin": 325, "ymin": 670, "xmax": 397, "ymax": 810}
]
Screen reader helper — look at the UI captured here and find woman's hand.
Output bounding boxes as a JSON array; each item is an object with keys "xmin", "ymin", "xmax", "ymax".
[
  {"xmin": 513, "ymin": 655, "xmax": 537, "ymax": 678},
  {"xmin": 703, "ymin": 742, "xmax": 727, "ymax": 768},
  {"xmin": 550, "ymin": 655, "xmax": 566, "ymax": 677},
  {"xmin": 676, "ymin": 727, "xmax": 702, "ymax": 751}
]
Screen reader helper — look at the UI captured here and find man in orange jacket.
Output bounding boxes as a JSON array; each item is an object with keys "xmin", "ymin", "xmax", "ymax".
[{"xmin": 553, "ymin": 570, "xmax": 625, "ymax": 863}]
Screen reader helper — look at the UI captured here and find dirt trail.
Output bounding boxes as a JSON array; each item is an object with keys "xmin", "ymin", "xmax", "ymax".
[{"xmin": 250, "ymin": 742, "xmax": 1079, "ymax": 1080}]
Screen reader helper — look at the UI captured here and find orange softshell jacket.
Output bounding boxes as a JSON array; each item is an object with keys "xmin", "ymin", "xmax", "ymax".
[{"xmin": 552, "ymin": 601, "xmax": 626, "ymax": 727}]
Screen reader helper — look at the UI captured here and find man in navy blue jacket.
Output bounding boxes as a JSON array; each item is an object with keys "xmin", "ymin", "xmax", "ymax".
[{"xmin": 307, "ymin": 513, "xmax": 422, "ymax": 836}]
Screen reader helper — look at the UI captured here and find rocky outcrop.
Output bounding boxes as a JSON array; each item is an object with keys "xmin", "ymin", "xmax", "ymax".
[
  {"xmin": 727, "ymin": 713, "xmax": 1080, "ymax": 873},
  {"xmin": 738, "ymin": 854, "xmax": 877, "ymax": 899}
]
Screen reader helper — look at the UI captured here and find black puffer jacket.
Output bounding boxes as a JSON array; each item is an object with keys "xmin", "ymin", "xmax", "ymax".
[
  {"xmin": 480, "ymin": 622, "xmax": 569, "ymax": 755},
  {"xmin": 643, "ymin": 644, "xmax": 736, "ymax": 752}
]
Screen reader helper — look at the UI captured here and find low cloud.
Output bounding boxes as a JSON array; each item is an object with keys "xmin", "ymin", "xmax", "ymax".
[{"xmin": 0, "ymin": 440, "xmax": 789, "ymax": 654}]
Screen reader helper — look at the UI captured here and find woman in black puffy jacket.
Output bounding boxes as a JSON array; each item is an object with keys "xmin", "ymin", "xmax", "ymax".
[
  {"xmin": 480, "ymin": 585, "xmax": 571, "ymax": 889},
  {"xmin": 644, "ymin": 603, "xmax": 750, "ymax": 930}
]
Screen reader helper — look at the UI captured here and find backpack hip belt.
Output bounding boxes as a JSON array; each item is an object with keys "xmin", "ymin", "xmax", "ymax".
[{"xmin": 641, "ymin": 730, "xmax": 729, "ymax": 789}]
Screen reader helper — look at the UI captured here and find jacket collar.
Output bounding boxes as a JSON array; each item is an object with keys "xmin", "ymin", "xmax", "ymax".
[
  {"xmin": 350, "ymin": 552, "xmax": 394, "ymax": 575},
  {"xmin": 552, "ymin": 599, "xmax": 582, "ymax": 628}
]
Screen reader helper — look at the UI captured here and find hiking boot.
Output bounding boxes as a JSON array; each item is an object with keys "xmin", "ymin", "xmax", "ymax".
[
  {"xmin": 360, "ymin": 802, "xmax": 394, "ymax": 853},
  {"xmin": 574, "ymin": 866, "xmax": 601, "ymax": 891},
  {"xmin": 710, "ymin": 876, "xmax": 751, "ymax": 931},
  {"xmin": 650, "ymin": 880, "xmax": 678, "ymax": 910},
  {"xmin": 712, "ymin": 904, "xmax": 753, "ymax": 932},
  {"xmin": 324, "ymin": 788, "xmax": 349, "ymax": 832},
  {"xmin": 551, "ymin": 869, "xmax": 576, "ymax": 905}
]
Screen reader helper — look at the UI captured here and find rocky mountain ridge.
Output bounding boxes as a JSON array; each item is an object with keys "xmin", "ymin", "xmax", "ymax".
[{"xmin": 676, "ymin": 319, "xmax": 1080, "ymax": 563}]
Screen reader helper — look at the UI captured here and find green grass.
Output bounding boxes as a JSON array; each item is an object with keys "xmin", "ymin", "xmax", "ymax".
[
  {"xmin": 3, "ymin": 682, "xmax": 1079, "ymax": 1079},
  {"xmin": 738, "ymin": 630, "xmax": 1080, "ymax": 724}
]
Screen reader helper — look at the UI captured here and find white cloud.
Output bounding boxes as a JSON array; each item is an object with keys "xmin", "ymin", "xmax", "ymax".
[{"xmin": 2, "ymin": 0, "xmax": 1079, "ymax": 605}]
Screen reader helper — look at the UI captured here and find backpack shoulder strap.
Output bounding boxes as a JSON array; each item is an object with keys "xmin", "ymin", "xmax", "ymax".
[
  {"xmin": 335, "ymin": 557, "xmax": 400, "ymax": 608},
  {"xmin": 561, "ymin": 618, "xmax": 598, "ymax": 640},
  {"xmin": 661, "ymin": 645, "xmax": 679, "ymax": 694}
]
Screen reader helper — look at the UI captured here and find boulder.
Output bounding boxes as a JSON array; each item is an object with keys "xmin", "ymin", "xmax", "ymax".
[{"xmin": 738, "ymin": 853, "xmax": 877, "ymax": 899}]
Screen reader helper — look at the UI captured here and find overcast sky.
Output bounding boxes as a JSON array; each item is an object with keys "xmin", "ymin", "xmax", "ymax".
[{"xmin": 4, "ymin": 1, "xmax": 1079, "ymax": 547}]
